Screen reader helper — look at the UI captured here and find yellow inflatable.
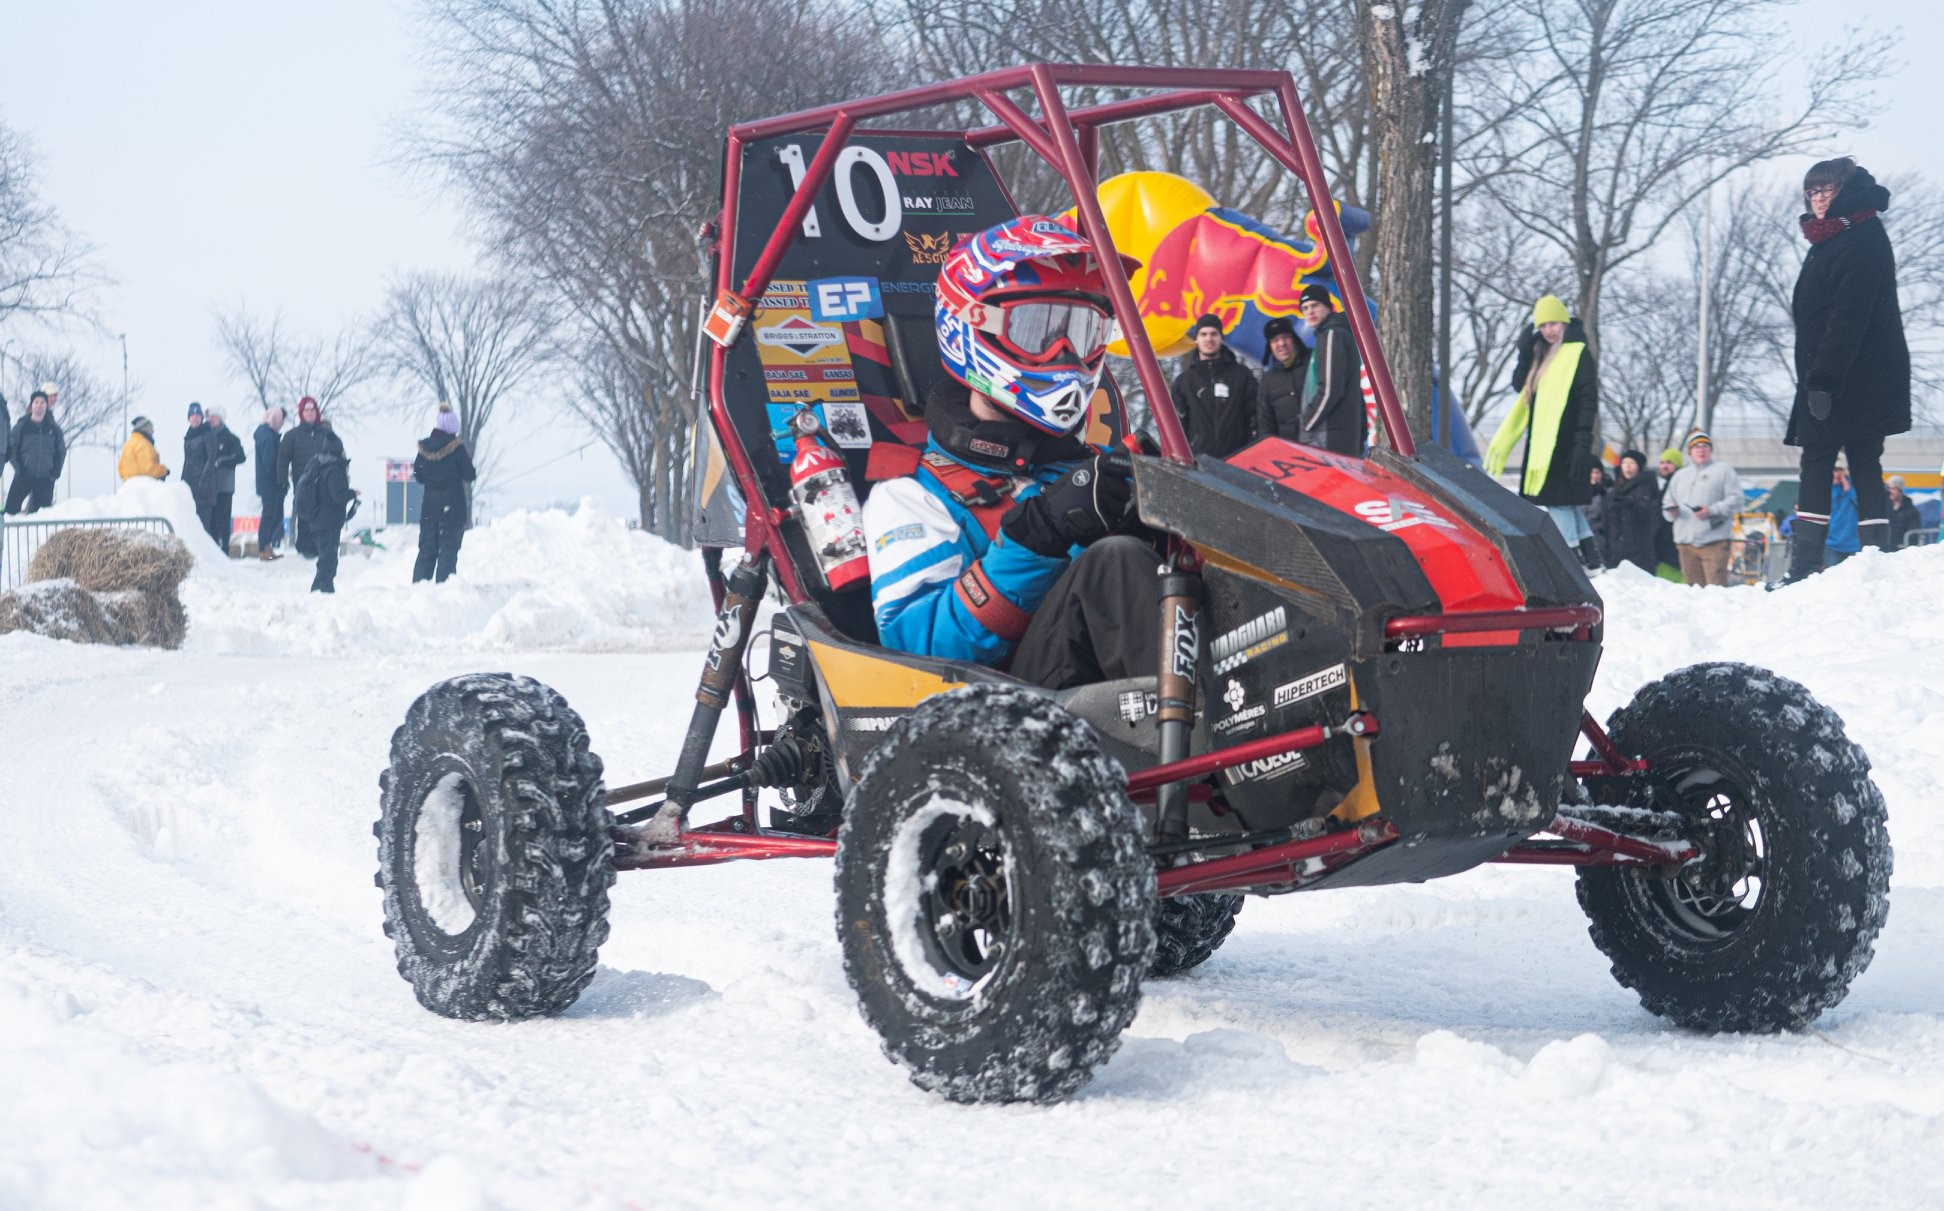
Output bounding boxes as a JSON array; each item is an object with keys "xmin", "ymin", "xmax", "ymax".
[{"xmin": 1062, "ymin": 171, "xmax": 1212, "ymax": 358}]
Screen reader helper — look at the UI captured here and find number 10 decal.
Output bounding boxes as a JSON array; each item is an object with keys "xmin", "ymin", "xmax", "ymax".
[{"xmin": 776, "ymin": 143, "xmax": 902, "ymax": 242}]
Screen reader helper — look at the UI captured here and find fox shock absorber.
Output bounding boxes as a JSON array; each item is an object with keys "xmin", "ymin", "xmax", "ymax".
[
  {"xmin": 1154, "ymin": 554, "xmax": 1202, "ymax": 843},
  {"xmin": 660, "ymin": 552, "xmax": 771, "ymax": 827}
]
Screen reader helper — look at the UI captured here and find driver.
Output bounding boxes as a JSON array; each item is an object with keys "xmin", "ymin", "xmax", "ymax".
[{"xmin": 862, "ymin": 215, "xmax": 1159, "ymax": 690}]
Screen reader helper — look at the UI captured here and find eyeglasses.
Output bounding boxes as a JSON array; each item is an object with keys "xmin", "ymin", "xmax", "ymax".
[
  {"xmin": 982, "ymin": 294, "xmax": 1114, "ymax": 364},
  {"xmin": 1805, "ymin": 185, "xmax": 1837, "ymax": 200}
]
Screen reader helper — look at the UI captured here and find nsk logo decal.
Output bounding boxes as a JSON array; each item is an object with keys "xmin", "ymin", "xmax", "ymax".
[
  {"xmin": 807, "ymin": 276, "xmax": 882, "ymax": 323},
  {"xmin": 1224, "ymin": 749, "xmax": 1308, "ymax": 785},
  {"xmin": 1273, "ymin": 663, "xmax": 1348, "ymax": 709},
  {"xmin": 1211, "ymin": 607, "xmax": 1288, "ymax": 674},
  {"xmin": 1353, "ymin": 497, "xmax": 1458, "ymax": 533},
  {"xmin": 1170, "ymin": 605, "xmax": 1198, "ymax": 678},
  {"xmin": 883, "ymin": 151, "xmax": 957, "ymax": 177}
]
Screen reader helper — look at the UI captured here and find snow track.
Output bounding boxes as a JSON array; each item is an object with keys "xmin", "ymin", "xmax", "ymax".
[{"xmin": 5, "ymin": 509, "xmax": 1944, "ymax": 1209}]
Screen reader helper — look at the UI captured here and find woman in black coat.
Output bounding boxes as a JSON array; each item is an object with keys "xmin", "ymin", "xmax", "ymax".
[
  {"xmin": 1600, "ymin": 449, "xmax": 1662, "ymax": 574},
  {"xmin": 1783, "ymin": 158, "xmax": 1910, "ymax": 581}
]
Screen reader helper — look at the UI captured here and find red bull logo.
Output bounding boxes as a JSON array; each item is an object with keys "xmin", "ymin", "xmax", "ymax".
[{"xmin": 1139, "ymin": 207, "xmax": 1331, "ymax": 333}]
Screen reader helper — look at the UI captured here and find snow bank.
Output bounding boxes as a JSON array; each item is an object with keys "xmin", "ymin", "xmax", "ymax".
[
  {"xmin": 21, "ymin": 477, "xmax": 235, "ymax": 575},
  {"xmin": 157, "ymin": 497, "xmax": 720, "ymax": 657}
]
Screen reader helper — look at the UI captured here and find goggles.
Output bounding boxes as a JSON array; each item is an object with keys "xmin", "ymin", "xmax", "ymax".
[{"xmin": 975, "ymin": 294, "xmax": 1115, "ymax": 365}]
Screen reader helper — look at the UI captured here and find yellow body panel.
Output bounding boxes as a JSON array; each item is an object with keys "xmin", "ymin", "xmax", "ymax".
[{"xmin": 806, "ymin": 640, "xmax": 963, "ymax": 710}]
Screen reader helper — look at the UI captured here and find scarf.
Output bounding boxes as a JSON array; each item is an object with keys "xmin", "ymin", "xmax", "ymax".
[{"xmin": 1800, "ymin": 209, "xmax": 1879, "ymax": 245}]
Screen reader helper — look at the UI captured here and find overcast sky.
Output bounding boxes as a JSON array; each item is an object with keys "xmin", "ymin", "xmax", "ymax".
[{"xmin": 1, "ymin": 0, "xmax": 1937, "ymax": 517}]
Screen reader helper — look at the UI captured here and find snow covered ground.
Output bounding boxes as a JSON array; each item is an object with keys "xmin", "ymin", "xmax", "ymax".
[{"xmin": 5, "ymin": 485, "xmax": 1944, "ymax": 1210}]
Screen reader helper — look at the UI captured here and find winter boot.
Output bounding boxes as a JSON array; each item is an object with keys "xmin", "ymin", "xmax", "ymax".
[
  {"xmin": 1576, "ymin": 538, "xmax": 1603, "ymax": 570},
  {"xmin": 1859, "ymin": 518, "xmax": 1893, "ymax": 552},
  {"xmin": 1779, "ymin": 515, "xmax": 1829, "ymax": 585}
]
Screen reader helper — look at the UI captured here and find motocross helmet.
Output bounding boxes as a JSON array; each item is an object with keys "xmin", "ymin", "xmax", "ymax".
[{"xmin": 934, "ymin": 215, "xmax": 1126, "ymax": 436}]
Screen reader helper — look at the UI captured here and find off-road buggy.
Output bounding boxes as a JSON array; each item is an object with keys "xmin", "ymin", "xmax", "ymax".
[{"xmin": 376, "ymin": 64, "xmax": 1891, "ymax": 1105}]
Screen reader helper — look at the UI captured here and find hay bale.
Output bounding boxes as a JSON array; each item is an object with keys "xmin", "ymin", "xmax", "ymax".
[
  {"xmin": 0, "ymin": 579, "xmax": 113, "ymax": 645},
  {"xmin": 95, "ymin": 589, "xmax": 188, "ymax": 650},
  {"xmin": 27, "ymin": 527, "xmax": 193, "ymax": 595}
]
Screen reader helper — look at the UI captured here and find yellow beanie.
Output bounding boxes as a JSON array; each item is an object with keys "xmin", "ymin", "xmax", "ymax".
[
  {"xmin": 1532, "ymin": 295, "xmax": 1570, "ymax": 325},
  {"xmin": 1659, "ymin": 447, "xmax": 1683, "ymax": 468}
]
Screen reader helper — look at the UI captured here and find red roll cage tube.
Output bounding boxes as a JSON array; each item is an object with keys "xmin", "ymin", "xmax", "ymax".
[{"xmin": 642, "ymin": 65, "xmax": 1657, "ymax": 892}]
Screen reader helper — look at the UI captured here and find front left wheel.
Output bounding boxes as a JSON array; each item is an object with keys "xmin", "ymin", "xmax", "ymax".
[
  {"xmin": 376, "ymin": 673, "xmax": 613, "ymax": 1021},
  {"xmin": 836, "ymin": 685, "xmax": 1156, "ymax": 1105}
]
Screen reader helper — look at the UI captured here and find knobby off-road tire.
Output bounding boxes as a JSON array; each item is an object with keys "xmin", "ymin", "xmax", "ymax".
[
  {"xmin": 1148, "ymin": 894, "xmax": 1244, "ymax": 978},
  {"xmin": 836, "ymin": 685, "xmax": 1156, "ymax": 1105},
  {"xmin": 1577, "ymin": 662, "xmax": 1891, "ymax": 1032},
  {"xmin": 376, "ymin": 673, "xmax": 614, "ymax": 1021}
]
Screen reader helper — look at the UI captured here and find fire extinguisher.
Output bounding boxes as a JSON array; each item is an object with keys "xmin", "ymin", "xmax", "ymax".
[{"xmin": 787, "ymin": 409, "xmax": 869, "ymax": 591}]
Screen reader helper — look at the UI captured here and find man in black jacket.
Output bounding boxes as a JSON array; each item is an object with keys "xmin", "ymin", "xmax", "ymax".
[
  {"xmin": 1782, "ymin": 157, "xmax": 1910, "ymax": 582},
  {"xmin": 295, "ymin": 445, "xmax": 357, "ymax": 592},
  {"xmin": 1294, "ymin": 285, "xmax": 1364, "ymax": 456},
  {"xmin": 1253, "ymin": 315, "xmax": 1309, "ymax": 441},
  {"xmin": 199, "ymin": 409, "xmax": 247, "ymax": 551},
  {"xmin": 412, "ymin": 405, "xmax": 478, "ymax": 583},
  {"xmin": 182, "ymin": 402, "xmax": 213, "ymax": 522},
  {"xmin": 277, "ymin": 397, "xmax": 344, "ymax": 557},
  {"xmin": 253, "ymin": 406, "xmax": 286, "ymax": 559},
  {"xmin": 1168, "ymin": 313, "xmax": 1258, "ymax": 458},
  {"xmin": 6, "ymin": 389, "xmax": 67, "ymax": 514}
]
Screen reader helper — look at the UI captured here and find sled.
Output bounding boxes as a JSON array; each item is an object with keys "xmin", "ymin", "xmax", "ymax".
[{"xmin": 376, "ymin": 65, "xmax": 1890, "ymax": 1105}]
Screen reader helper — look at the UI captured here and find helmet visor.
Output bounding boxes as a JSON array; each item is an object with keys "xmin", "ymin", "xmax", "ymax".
[{"xmin": 996, "ymin": 297, "xmax": 1113, "ymax": 364}]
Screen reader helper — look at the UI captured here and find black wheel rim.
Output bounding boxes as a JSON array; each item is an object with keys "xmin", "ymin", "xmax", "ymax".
[
  {"xmin": 913, "ymin": 811, "xmax": 1016, "ymax": 992},
  {"xmin": 1631, "ymin": 759, "xmax": 1768, "ymax": 947}
]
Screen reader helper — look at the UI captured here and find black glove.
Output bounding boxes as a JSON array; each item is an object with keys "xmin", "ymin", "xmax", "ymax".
[
  {"xmin": 1807, "ymin": 389, "xmax": 1833, "ymax": 421},
  {"xmin": 1000, "ymin": 455, "xmax": 1136, "ymax": 557}
]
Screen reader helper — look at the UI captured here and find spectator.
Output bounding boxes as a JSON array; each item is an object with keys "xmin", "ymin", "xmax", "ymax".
[
  {"xmin": 5, "ymin": 389, "xmax": 67, "ymax": 514},
  {"xmin": 1601, "ymin": 449, "xmax": 1663, "ymax": 574},
  {"xmin": 1583, "ymin": 462, "xmax": 1613, "ymax": 568},
  {"xmin": 117, "ymin": 416, "xmax": 169, "ymax": 481},
  {"xmin": 1887, "ymin": 475, "xmax": 1922, "ymax": 549},
  {"xmin": 1485, "ymin": 295, "xmax": 1602, "ymax": 567},
  {"xmin": 1783, "ymin": 157, "xmax": 1910, "ymax": 582},
  {"xmin": 1824, "ymin": 459, "xmax": 1861, "ymax": 567},
  {"xmin": 1169, "ymin": 313, "xmax": 1258, "ymax": 458},
  {"xmin": 1661, "ymin": 430, "xmax": 1742, "ymax": 587},
  {"xmin": 1253, "ymin": 315, "xmax": 1309, "ymax": 441},
  {"xmin": 199, "ymin": 409, "xmax": 246, "ymax": 552},
  {"xmin": 276, "ymin": 397, "xmax": 343, "ymax": 558},
  {"xmin": 1653, "ymin": 447, "xmax": 1684, "ymax": 578},
  {"xmin": 1293, "ymin": 284, "xmax": 1364, "ymax": 456},
  {"xmin": 253, "ymin": 406, "xmax": 286, "ymax": 560},
  {"xmin": 182, "ymin": 402, "xmax": 214, "ymax": 527},
  {"xmin": 294, "ymin": 441, "xmax": 357, "ymax": 593},
  {"xmin": 412, "ymin": 404, "xmax": 478, "ymax": 584}
]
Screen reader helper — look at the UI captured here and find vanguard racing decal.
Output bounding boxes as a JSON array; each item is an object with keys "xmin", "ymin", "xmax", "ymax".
[{"xmin": 1210, "ymin": 607, "xmax": 1288, "ymax": 674}]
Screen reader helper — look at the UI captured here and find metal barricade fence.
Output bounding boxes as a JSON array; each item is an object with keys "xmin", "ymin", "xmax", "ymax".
[
  {"xmin": 1903, "ymin": 527, "xmax": 1939, "ymax": 549},
  {"xmin": 0, "ymin": 516, "xmax": 179, "ymax": 592}
]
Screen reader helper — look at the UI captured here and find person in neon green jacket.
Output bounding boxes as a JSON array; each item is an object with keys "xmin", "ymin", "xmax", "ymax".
[{"xmin": 1486, "ymin": 295, "xmax": 1602, "ymax": 565}]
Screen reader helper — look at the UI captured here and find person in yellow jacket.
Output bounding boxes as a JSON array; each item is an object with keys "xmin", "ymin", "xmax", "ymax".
[
  {"xmin": 1486, "ymin": 295, "xmax": 1602, "ymax": 566},
  {"xmin": 117, "ymin": 416, "xmax": 170, "ymax": 482}
]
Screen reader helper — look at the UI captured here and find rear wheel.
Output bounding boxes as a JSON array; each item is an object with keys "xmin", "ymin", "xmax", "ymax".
[
  {"xmin": 376, "ymin": 673, "xmax": 613, "ymax": 1021},
  {"xmin": 1577, "ymin": 663, "xmax": 1890, "ymax": 1031},
  {"xmin": 836, "ymin": 685, "xmax": 1155, "ymax": 1105},
  {"xmin": 1149, "ymin": 894, "xmax": 1244, "ymax": 978}
]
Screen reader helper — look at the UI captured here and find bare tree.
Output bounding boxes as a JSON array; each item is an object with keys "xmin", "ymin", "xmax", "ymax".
[
  {"xmin": 212, "ymin": 304, "xmax": 288, "ymax": 414},
  {"xmin": 15, "ymin": 349, "xmax": 119, "ymax": 450},
  {"xmin": 1363, "ymin": 0, "xmax": 1470, "ymax": 443},
  {"xmin": 213, "ymin": 303, "xmax": 374, "ymax": 420},
  {"xmin": 1469, "ymin": 0, "xmax": 1887, "ymax": 359},
  {"xmin": 415, "ymin": 0, "xmax": 900, "ymax": 540},
  {"xmin": 373, "ymin": 271, "xmax": 557, "ymax": 515},
  {"xmin": 1447, "ymin": 213, "xmax": 1568, "ymax": 427},
  {"xmin": 0, "ymin": 120, "xmax": 99, "ymax": 330}
]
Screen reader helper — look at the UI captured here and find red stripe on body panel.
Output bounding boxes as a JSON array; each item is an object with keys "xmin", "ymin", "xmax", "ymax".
[{"xmin": 1227, "ymin": 440, "xmax": 1525, "ymax": 629}]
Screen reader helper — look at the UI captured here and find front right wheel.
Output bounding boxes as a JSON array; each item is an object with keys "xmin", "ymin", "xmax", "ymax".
[
  {"xmin": 1577, "ymin": 662, "xmax": 1891, "ymax": 1032},
  {"xmin": 835, "ymin": 685, "xmax": 1155, "ymax": 1105}
]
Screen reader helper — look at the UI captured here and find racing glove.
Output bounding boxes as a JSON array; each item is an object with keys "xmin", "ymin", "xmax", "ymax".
[
  {"xmin": 1807, "ymin": 389, "xmax": 1833, "ymax": 421},
  {"xmin": 1000, "ymin": 454, "xmax": 1136, "ymax": 558}
]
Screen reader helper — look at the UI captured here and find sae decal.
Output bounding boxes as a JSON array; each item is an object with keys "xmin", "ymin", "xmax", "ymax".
[{"xmin": 807, "ymin": 276, "xmax": 884, "ymax": 323}]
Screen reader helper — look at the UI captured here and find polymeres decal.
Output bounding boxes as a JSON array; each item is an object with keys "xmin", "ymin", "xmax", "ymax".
[
  {"xmin": 1211, "ymin": 607, "xmax": 1289, "ymax": 674},
  {"xmin": 1273, "ymin": 663, "xmax": 1348, "ymax": 709},
  {"xmin": 844, "ymin": 714, "xmax": 905, "ymax": 733},
  {"xmin": 1213, "ymin": 704, "xmax": 1266, "ymax": 734},
  {"xmin": 1222, "ymin": 679, "xmax": 1247, "ymax": 712}
]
